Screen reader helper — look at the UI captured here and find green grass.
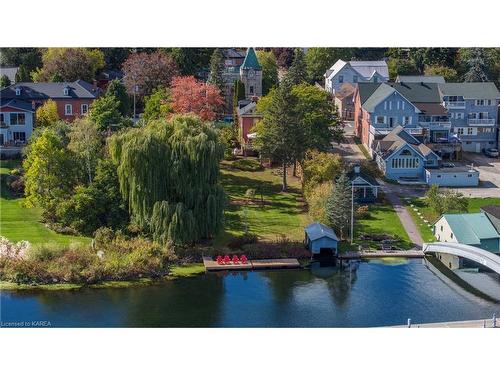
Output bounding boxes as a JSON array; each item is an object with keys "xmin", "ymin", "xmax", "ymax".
[
  {"xmin": 405, "ymin": 197, "xmax": 500, "ymax": 243},
  {"xmin": 169, "ymin": 263, "xmax": 205, "ymax": 277},
  {"xmin": 0, "ymin": 159, "xmax": 89, "ymax": 246},
  {"xmin": 215, "ymin": 158, "xmax": 309, "ymax": 246},
  {"xmin": 352, "ymin": 203, "xmax": 413, "ymax": 250}
]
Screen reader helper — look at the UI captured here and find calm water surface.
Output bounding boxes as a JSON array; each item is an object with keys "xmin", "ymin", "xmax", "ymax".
[{"xmin": 1, "ymin": 259, "xmax": 499, "ymax": 327}]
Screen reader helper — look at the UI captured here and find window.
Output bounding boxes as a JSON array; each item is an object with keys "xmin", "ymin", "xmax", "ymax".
[
  {"xmin": 338, "ymin": 75, "xmax": 344, "ymax": 83},
  {"xmin": 456, "ymin": 128, "xmax": 464, "ymax": 135},
  {"xmin": 81, "ymin": 104, "xmax": 88, "ymax": 114},
  {"xmin": 373, "ymin": 77, "xmax": 378, "ymax": 83},
  {"xmin": 440, "ymin": 226, "xmax": 443, "ymax": 232},
  {"xmin": 402, "ymin": 101, "xmax": 405, "ymax": 110},
  {"xmin": 402, "ymin": 116, "xmax": 411, "ymax": 125},
  {"xmin": 467, "ymin": 127, "xmax": 474, "ymax": 135},
  {"xmin": 437, "ymin": 175, "xmax": 441, "ymax": 178},
  {"xmin": 63, "ymin": 87, "xmax": 69, "ymax": 96},
  {"xmin": 65, "ymin": 104, "xmax": 73, "ymax": 115},
  {"xmin": 384, "ymin": 101, "xmax": 387, "ymax": 110},
  {"xmin": 397, "ymin": 101, "xmax": 400, "ymax": 110},
  {"xmin": 0, "ymin": 113, "xmax": 4, "ymax": 126},
  {"xmin": 456, "ymin": 112, "xmax": 464, "ymax": 120},
  {"xmin": 249, "ymin": 86, "xmax": 254, "ymax": 95},
  {"xmin": 486, "ymin": 99, "xmax": 492, "ymax": 105},
  {"xmin": 13, "ymin": 132, "xmax": 26, "ymax": 142},
  {"xmin": 389, "ymin": 101, "xmax": 392, "ymax": 110},
  {"xmin": 475, "ymin": 99, "xmax": 485, "ymax": 106},
  {"xmin": 15, "ymin": 88, "xmax": 21, "ymax": 96},
  {"xmin": 10, "ymin": 113, "xmax": 25, "ymax": 125},
  {"xmin": 375, "ymin": 116, "xmax": 385, "ymax": 124},
  {"xmin": 353, "ymin": 75, "xmax": 358, "ymax": 83},
  {"xmin": 400, "ymin": 149, "xmax": 412, "ymax": 156},
  {"xmin": 450, "ymin": 233, "xmax": 454, "ymax": 239},
  {"xmin": 468, "ymin": 174, "xmax": 472, "ymax": 177}
]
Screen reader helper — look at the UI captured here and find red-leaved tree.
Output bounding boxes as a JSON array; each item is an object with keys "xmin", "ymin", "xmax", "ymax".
[
  {"xmin": 170, "ymin": 76, "xmax": 224, "ymax": 121},
  {"xmin": 122, "ymin": 51, "xmax": 179, "ymax": 98}
]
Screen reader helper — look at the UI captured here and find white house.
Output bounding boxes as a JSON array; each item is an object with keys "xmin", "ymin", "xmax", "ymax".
[{"xmin": 324, "ymin": 60, "xmax": 389, "ymax": 94}]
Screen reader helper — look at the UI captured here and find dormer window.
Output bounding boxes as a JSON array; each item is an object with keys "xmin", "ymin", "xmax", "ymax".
[
  {"xmin": 15, "ymin": 88, "xmax": 21, "ymax": 96},
  {"xmin": 63, "ymin": 87, "xmax": 69, "ymax": 96}
]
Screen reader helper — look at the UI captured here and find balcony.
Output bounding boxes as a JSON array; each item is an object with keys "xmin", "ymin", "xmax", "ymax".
[
  {"xmin": 468, "ymin": 118, "xmax": 495, "ymax": 125},
  {"xmin": 419, "ymin": 121, "xmax": 452, "ymax": 130},
  {"xmin": 370, "ymin": 125, "xmax": 423, "ymax": 136},
  {"xmin": 443, "ymin": 101, "xmax": 466, "ymax": 109}
]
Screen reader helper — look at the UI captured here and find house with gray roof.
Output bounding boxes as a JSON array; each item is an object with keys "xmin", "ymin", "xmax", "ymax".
[
  {"xmin": 395, "ymin": 75, "xmax": 445, "ymax": 84},
  {"xmin": 324, "ymin": 59, "xmax": 389, "ymax": 94},
  {"xmin": 372, "ymin": 126, "xmax": 441, "ymax": 182},
  {"xmin": 0, "ymin": 80, "xmax": 100, "ymax": 122},
  {"xmin": 0, "ymin": 98, "xmax": 35, "ymax": 155}
]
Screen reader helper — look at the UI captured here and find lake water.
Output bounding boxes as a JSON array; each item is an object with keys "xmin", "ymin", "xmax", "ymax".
[{"xmin": 1, "ymin": 259, "xmax": 499, "ymax": 327}]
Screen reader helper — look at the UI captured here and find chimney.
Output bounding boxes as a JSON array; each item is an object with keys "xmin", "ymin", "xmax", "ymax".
[
  {"xmin": 353, "ymin": 164, "xmax": 361, "ymax": 174},
  {"xmin": 92, "ymin": 79, "xmax": 98, "ymax": 91}
]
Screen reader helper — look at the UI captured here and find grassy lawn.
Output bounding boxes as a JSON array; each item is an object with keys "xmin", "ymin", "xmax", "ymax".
[
  {"xmin": 404, "ymin": 196, "xmax": 500, "ymax": 243},
  {"xmin": 0, "ymin": 159, "xmax": 89, "ymax": 246},
  {"xmin": 350, "ymin": 202, "xmax": 413, "ymax": 250},
  {"xmin": 215, "ymin": 158, "xmax": 309, "ymax": 246}
]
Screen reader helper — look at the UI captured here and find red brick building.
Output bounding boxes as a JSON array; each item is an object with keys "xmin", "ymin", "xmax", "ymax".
[
  {"xmin": 236, "ymin": 99, "xmax": 262, "ymax": 155},
  {"xmin": 0, "ymin": 80, "xmax": 100, "ymax": 123}
]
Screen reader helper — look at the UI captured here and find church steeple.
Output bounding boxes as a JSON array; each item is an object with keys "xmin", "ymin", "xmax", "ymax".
[{"xmin": 240, "ymin": 47, "xmax": 262, "ymax": 99}]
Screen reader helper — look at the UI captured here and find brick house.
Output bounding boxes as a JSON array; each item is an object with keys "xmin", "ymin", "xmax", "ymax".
[{"xmin": 0, "ymin": 80, "xmax": 100, "ymax": 122}]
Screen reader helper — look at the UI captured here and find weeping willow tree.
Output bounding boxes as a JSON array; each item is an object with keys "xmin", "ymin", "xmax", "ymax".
[{"xmin": 109, "ymin": 114, "xmax": 225, "ymax": 245}]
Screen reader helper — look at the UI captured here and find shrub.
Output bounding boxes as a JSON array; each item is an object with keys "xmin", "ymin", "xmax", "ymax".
[
  {"xmin": 302, "ymin": 151, "xmax": 343, "ymax": 197},
  {"xmin": 227, "ymin": 233, "xmax": 258, "ymax": 249},
  {"xmin": 355, "ymin": 205, "xmax": 370, "ymax": 220},
  {"xmin": 306, "ymin": 181, "xmax": 333, "ymax": 224},
  {"xmin": 232, "ymin": 158, "xmax": 263, "ymax": 171}
]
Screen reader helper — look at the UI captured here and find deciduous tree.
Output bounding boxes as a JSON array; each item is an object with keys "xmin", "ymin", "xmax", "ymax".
[
  {"xmin": 88, "ymin": 95, "xmax": 124, "ymax": 131},
  {"xmin": 170, "ymin": 76, "xmax": 224, "ymax": 121},
  {"xmin": 35, "ymin": 99, "xmax": 60, "ymax": 127},
  {"xmin": 108, "ymin": 115, "xmax": 225, "ymax": 245},
  {"xmin": 305, "ymin": 48, "xmax": 355, "ymax": 84},
  {"xmin": 121, "ymin": 51, "xmax": 179, "ymax": 98},
  {"xmin": 143, "ymin": 88, "xmax": 172, "ymax": 122},
  {"xmin": 256, "ymin": 50, "xmax": 279, "ymax": 95},
  {"xmin": 424, "ymin": 65, "xmax": 458, "ymax": 82},
  {"xmin": 0, "ymin": 75, "xmax": 11, "ymax": 88},
  {"xmin": 31, "ymin": 48, "xmax": 105, "ymax": 82},
  {"xmin": 68, "ymin": 118, "xmax": 102, "ymax": 184}
]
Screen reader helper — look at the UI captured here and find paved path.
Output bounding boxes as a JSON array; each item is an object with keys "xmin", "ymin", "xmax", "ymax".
[
  {"xmin": 379, "ymin": 179, "xmax": 423, "ymax": 248},
  {"xmin": 393, "ymin": 318, "xmax": 499, "ymax": 328}
]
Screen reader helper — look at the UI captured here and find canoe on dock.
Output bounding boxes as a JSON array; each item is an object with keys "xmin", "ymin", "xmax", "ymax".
[{"xmin": 202, "ymin": 256, "xmax": 300, "ymax": 272}]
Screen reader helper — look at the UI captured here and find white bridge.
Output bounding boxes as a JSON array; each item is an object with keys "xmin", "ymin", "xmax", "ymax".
[{"xmin": 423, "ymin": 242, "xmax": 500, "ymax": 275}]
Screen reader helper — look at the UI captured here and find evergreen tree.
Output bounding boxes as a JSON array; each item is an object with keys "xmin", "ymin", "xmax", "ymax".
[
  {"xmin": 287, "ymin": 48, "xmax": 308, "ymax": 85},
  {"xmin": 0, "ymin": 75, "xmax": 11, "ymax": 88},
  {"xmin": 207, "ymin": 48, "xmax": 226, "ymax": 94},
  {"xmin": 253, "ymin": 77, "xmax": 299, "ymax": 191},
  {"xmin": 256, "ymin": 50, "xmax": 279, "ymax": 95},
  {"xmin": 108, "ymin": 114, "xmax": 225, "ymax": 245},
  {"xmin": 232, "ymin": 79, "xmax": 245, "ymax": 117},
  {"xmin": 106, "ymin": 79, "xmax": 131, "ymax": 117},
  {"xmin": 463, "ymin": 48, "xmax": 489, "ymax": 82},
  {"xmin": 15, "ymin": 65, "xmax": 32, "ymax": 82},
  {"xmin": 326, "ymin": 171, "xmax": 352, "ymax": 240}
]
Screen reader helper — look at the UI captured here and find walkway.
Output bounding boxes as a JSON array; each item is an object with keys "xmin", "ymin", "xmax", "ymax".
[
  {"xmin": 394, "ymin": 317, "xmax": 498, "ymax": 328},
  {"xmin": 378, "ymin": 179, "xmax": 423, "ymax": 248},
  {"xmin": 339, "ymin": 249, "xmax": 423, "ymax": 259}
]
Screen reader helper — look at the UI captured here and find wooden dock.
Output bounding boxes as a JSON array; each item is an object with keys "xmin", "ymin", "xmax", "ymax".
[
  {"xmin": 393, "ymin": 318, "xmax": 498, "ymax": 328},
  {"xmin": 339, "ymin": 249, "xmax": 424, "ymax": 260},
  {"xmin": 202, "ymin": 257, "xmax": 300, "ymax": 272}
]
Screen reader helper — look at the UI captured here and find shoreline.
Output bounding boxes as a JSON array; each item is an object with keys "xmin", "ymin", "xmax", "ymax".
[{"xmin": 0, "ymin": 263, "xmax": 206, "ymax": 291}]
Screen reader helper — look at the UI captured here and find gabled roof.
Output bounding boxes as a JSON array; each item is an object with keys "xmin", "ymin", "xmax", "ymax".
[
  {"xmin": 390, "ymin": 82, "xmax": 441, "ymax": 103},
  {"xmin": 481, "ymin": 205, "xmax": 500, "ymax": 220},
  {"xmin": 349, "ymin": 60, "xmax": 389, "ymax": 79},
  {"xmin": 373, "ymin": 125, "xmax": 438, "ymax": 160},
  {"xmin": 347, "ymin": 170, "xmax": 380, "ymax": 187},
  {"xmin": 0, "ymin": 80, "xmax": 100, "ymax": 100},
  {"xmin": 223, "ymin": 48, "xmax": 245, "ymax": 59},
  {"xmin": 0, "ymin": 99, "xmax": 34, "ymax": 112},
  {"xmin": 305, "ymin": 222, "xmax": 339, "ymax": 242},
  {"xmin": 414, "ymin": 102, "xmax": 448, "ymax": 116},
  {"xmin": 237, "ymin": 101, "xmax": 260, "ymax": 117},
  {"xmin": 362, "ymin": 83, "xmax": 397, "ymax": 112},
  {"xmin": 439, "ymin": 82, "xmax": 500, "ymax": 100},
  {"xmin": 441, "ymin": 213, "xmax": 500, "ymax": 245},
  {"xmin": 357, "ymin": 82, "xmax": 381, "ymax": 104},
  {"xmin": 240, "ymin": 48, "xmax": 261, "ymax": 70},
  {"xmin": 396, "ymin": 75, "xmax": 445, "ymax": 84},
  {"xmin": 325, "ymin": 60, "xmax": 389, "ymax": 80}
]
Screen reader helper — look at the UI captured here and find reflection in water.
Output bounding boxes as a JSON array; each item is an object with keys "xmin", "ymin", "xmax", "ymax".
[{"xmin": 1, "ymin": 259, "xmax": 499, "ymax": 327}]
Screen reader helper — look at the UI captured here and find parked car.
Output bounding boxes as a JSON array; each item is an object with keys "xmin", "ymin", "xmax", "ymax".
[
  {"xmin": 442, "ymin": 162, "xmax": 455, "ymax": 168},
  {"xmin": 484, "ymin": 148, "xmax": 499, "ymax": 158}
]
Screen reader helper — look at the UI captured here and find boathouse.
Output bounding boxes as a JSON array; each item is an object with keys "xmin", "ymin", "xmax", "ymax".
[{"xmin": 305, "ymin": 222, "xmax": 339, "ymax": 256}]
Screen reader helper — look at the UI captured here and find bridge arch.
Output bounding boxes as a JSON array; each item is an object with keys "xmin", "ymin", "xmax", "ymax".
[{"xmin": 423, "ymin": 242, "xmax": 500, "ymax": 275}]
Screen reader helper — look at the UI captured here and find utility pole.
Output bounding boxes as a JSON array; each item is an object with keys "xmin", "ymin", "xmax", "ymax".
[{"xmin": 351, "ymin": 181, "xmax": 354, "ymax": 245}]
